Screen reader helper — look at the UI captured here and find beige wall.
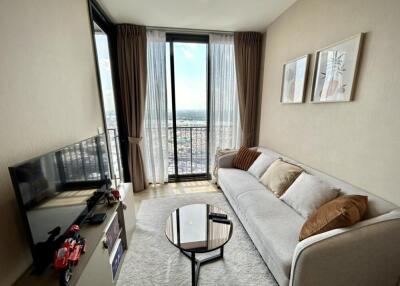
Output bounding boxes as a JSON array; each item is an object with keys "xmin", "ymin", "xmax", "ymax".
[
  {"xmin": 0, "ymin": 0, "xmax": 103, "ymax": 284},
  {"xmin": 259, "ymin": 0, "xmax": 400, "ymax": 205}
]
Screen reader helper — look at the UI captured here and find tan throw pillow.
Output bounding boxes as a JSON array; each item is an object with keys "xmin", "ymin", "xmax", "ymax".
[
  {"xmin": 299, "ymin": 195, "xmax": 368, "ymax": 241},
  {"xmin": 232, "ymin": 146, "xmax": 261, "ymax": 171},
  {"xmin": 259, "ymin": 159, "xmax": 303, "ymax": 197}
]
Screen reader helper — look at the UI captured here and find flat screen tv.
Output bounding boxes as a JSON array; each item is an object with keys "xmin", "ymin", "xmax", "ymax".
[{"xmin": 9, "ymin": 134, "xmax": 111, "ymax": 271}]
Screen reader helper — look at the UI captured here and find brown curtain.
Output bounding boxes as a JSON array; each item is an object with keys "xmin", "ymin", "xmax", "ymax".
[
  {"xmin": 116, "ymin": 24, "xmax": 148, "ymax": 192},
  {"xmin": 234, "ymin": 32, "xmax": 262, "ymax": 147}
]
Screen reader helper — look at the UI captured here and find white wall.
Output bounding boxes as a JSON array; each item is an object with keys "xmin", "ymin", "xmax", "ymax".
[
  {"xmin": 259, "ymin": 0, "xmax": 400, "ymax": 204},
  {"xmin": 0, "ymin": 0, "xmax": 103, "ymax": 284}
]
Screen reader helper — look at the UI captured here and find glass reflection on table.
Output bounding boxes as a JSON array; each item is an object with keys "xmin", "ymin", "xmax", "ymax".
[{"xmin": 165, "ymin": 204, "xmax": 232, "ymax": 252}]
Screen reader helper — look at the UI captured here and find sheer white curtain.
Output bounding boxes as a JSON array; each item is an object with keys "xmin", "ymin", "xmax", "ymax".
[
  {"xmin": 143, "ymin": 30, "xmax": 169, "ymax": 184},
  {"xmin": 209, "ymin": 33, "xmax": 241, "ymax": 166}
]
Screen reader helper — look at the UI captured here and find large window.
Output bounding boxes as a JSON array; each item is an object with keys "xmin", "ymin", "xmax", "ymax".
[
  {"xmin": 166, "ymin": 35, "xmax": 210, "ymax": 180},
  {"xmin": 92, "ymin": 22, "xmax": 123, "ymax": 182}
]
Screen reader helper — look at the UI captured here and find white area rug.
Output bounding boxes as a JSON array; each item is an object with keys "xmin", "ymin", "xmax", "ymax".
[{"xmin": 117, "ymin": 192, "xmax": 278, "ymax": 286}]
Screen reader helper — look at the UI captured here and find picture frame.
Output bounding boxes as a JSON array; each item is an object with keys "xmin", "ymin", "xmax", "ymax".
[
  {"xmin": 280, "ymin": 54, "xmax": 310, "ymax": 104},
  {"xmin": 311, "ymin": 33, "xmax": 364, "ymax": 103}
]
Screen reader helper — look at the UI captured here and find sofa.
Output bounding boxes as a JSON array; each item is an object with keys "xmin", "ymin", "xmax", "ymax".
[{"xmin": 216, "ymin": 146, "xmax": 400, "ymax": 286}]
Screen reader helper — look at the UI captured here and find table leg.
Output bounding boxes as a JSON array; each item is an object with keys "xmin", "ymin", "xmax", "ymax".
[
  {"xmin": 182, "ymin": 248, "xmax": 224, "ymax": 286},
  {"xmin": 191, "ymin": 252, "xmax": 196, "ymax": 286}
]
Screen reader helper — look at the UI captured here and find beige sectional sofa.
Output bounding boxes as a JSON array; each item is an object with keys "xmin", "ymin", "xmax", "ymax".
[{"xmin": 217, "ymin": 146, "xmax": 400, "ymax": 286}]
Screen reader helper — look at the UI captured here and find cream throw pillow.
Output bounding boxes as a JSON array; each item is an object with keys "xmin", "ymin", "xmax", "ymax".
[
  {"xmin": 248, "ymin": 153, "xmax": 278, "ymax": 179},
  {"xmin": 259, "ymin": 159, "xmax": 303, "ymax": 197},
  {"xmin": 280, "ymin": 172, "xmax": 340, "ymax": 218}
]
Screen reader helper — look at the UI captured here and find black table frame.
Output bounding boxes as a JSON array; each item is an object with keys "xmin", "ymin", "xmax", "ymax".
[
  {"xmin": 180, "ymin": 247, "xmax": 224, "ymax": 286},
  {"xmin": 165, "ymin": 204, "xmax": 233, "ymax": 286}
]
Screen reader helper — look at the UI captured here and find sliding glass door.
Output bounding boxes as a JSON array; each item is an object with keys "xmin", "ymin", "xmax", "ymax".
[{"xmin": 166, "ymin": 34, "xmax": 210, "ymax": 181}]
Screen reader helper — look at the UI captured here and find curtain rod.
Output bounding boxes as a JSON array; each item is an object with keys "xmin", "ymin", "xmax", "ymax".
[{"xmin": 146, "ymin": 26, "xmax": 234, "ymax": 35}]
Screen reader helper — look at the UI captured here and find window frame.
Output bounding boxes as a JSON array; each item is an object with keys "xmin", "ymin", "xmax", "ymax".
[
  {"xmin": 166, "ymin": 33, "xmax": 211, "ymax": 181},
  {"xmin": 88, "ymin": 0, "xmax": 130, "ymax": 182}
]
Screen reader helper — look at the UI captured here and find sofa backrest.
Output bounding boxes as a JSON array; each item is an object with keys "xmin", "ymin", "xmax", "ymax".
[{"xmin": 257, "ymin": 147, "xmax": 398, "ymax": 219}]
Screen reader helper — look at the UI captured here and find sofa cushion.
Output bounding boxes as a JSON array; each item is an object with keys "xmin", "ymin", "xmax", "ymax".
[
  {"xmin": 237, "ymin": 190, "xmax": 305, "ymax": 280},
  {"xmin": 299, "ymin": 195, "xmax": 368, "ymax": 241},
  {"xmin": 259, "ymin": 159, "xmax": 303, "ymax": 197},
  {"xmin": 248, "ymin": 152, "xmax": 279, "ymax": 179},
  {"xmin": 218, "ymin": 146, "xmax": 399, "ymax": 286},
  {"xmin": 218, "ymin": 168, "xmax": 266, "ymax": 203},
  {"xmin": 232, "ymin": 146, "xmax": 261, "ymax": 170},
  {"xmin": 256, "ymin": 147, "xmax": 398, "ymax": 219},
  {"xmin": 280, "ymin": 172, "xmax": 340, "ymax": 218}
]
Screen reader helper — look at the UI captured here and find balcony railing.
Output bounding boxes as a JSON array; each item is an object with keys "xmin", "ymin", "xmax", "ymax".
[
  {"xmin": 168, "ymin": 126, "xmax": 207, "ymax": 176},
  {"xmin": 107, "ymin": 128, "xmax": 122, "ymax": 181}
]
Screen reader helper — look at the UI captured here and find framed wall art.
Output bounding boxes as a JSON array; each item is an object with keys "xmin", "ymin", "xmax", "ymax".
[
  {"xmin": 281, "ymin": 54, "xmax": 310, "ymax": 104},
  {"xmin": 311, "ymin": 33, "xmax": 364, "ymax": 103}
]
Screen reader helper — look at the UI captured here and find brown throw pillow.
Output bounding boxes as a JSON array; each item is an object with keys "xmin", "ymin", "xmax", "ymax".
[
  {"xmin": 259, "ymin": 159, "xmax": 303, "ymax": 197},
  {"xmin": 299, "ymin": 195, "xmax": 368, "ymax": 241},
  {"xmin": 232, "ymin": 146, "xmax": 261, "ymax": 171}
]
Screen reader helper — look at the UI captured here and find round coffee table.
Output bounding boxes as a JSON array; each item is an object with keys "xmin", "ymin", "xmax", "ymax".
[{"xmin": 165, "ymin": 204, "xmax": 233, "ymax": 286}]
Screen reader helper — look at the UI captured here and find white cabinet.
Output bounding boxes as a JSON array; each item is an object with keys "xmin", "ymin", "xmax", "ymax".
[
  {"xmin": 15, "ymin": 183, "xmax": 135, "ymax": 286},
  {"xmin": 120, "ymin": 183, "xmax": 136, "ymax": 243},
  {"xmin": 76, "ymin": 235, "xmax": 112, "ymax": 286},
  {"xmin": 76, "ymin": 183, "xmax": 135, "ymax": 286}
]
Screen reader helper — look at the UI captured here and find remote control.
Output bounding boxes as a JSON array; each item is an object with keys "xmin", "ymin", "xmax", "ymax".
[
  {"xmin": 209, "ymin": 212, "xmax": 228, "ymax": 219},
  {"xmin": 212, "ymin": 218, "xmax": 231, "ymax": 224}
]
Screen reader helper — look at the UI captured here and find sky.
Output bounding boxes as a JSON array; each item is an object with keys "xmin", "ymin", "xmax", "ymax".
[
  {"xmin": 166, "ymin": 42, "xmax": 207, "ymax": 111},
  {"xmin": 94, "ymin": 33, "xmax": 116, "ymax": 116},
  {"xmin": 95, "ymin": 33, "xmax": 208, "ymax": 116}
]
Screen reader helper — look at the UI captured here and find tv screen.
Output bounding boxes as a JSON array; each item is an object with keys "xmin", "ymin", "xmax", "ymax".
[{"xmin": 9, "ymin": 134, "xmax": 110, "ymax": 269}]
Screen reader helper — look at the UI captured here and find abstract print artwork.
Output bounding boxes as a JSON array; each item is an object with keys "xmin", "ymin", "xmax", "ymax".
[
  {"xmin": 281, "ymin": 55, "xmax": 310, "ymax": 104},
  {"xmin": 312, "ymin": 33, "xmax": 364, "ymax": 102}
]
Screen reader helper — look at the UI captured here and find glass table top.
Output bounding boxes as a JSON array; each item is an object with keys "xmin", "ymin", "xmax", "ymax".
[{"xmin": 165, "ymin": 204, "xmax": 233, "ymax": 253}]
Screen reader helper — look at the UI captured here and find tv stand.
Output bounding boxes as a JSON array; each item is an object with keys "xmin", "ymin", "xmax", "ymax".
[
  {"xmin": 14, "ymin": 183, "xmax": 136, "ymax": 286},
  {"xmin": 88, "ymin": 212, "xmax": 107, "ymax": 224}
]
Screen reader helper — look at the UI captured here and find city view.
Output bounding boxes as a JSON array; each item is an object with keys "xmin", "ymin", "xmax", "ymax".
[
  {"xmin": 96, "ymin": 35, "xmax": 235, "ymax": 179},
  {"xmin": 108, "ymin": 108, "xmax": 236, "ymax": 177},
  {"xmin": 169, "ymin": 110, "xmax": 208, "ymax": 175},
  {"xmin": 95, "ymin": 30, "xmax": 123, "ymax": 181},
  {"xmin": 168, "ymin": 110, "xmax": 237, "ymax": 176},
  {"xmin": 166, "ymin": 42, "xmax": 209, "ymax": 176}
]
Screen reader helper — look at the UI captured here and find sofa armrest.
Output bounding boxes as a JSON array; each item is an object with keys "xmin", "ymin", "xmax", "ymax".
[
  {"xmin": 290, "ymin": 210, "xmax": 400, "ymax": 286},
  {"xmin": 215, "ymin": 147, "xmax": 259, "ymax": 169},
  {"xmin": 217, "ymin": 152, "xmax": 237, "ymax": 169}
]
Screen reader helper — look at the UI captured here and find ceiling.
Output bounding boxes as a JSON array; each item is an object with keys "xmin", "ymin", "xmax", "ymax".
[{"xmin": 97, "ymin": 0, "xmax": 297, "ymax": 32}]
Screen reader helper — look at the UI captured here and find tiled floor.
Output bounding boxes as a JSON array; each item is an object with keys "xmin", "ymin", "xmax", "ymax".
[{"xmin": 133, "ymin": 180, "xmax": 221, "ymax": 211}]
